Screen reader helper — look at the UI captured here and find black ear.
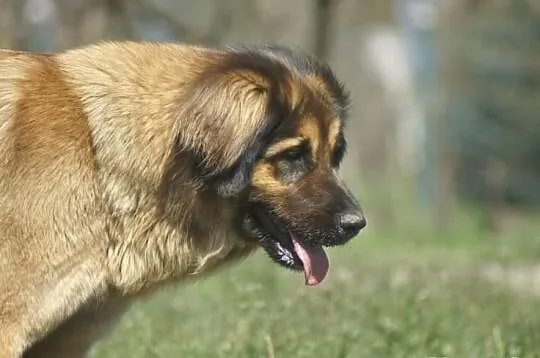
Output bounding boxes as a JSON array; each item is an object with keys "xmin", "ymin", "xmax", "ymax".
[
  {"xmin": 168, "ymin": 49, "xmax": 289, "ymax": 198},
  {"xmin": 210, "ymin": 87, "xmax": 285, "ymax": 198},
  {"xmin": 212, "ymin": 139, "xmax": 265, "ymax": 197}
]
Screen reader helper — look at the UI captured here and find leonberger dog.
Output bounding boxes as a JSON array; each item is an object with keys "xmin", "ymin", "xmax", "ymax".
[{"xmin": 0, "ymin": 41, "xmax": 366, "ymax": 357}]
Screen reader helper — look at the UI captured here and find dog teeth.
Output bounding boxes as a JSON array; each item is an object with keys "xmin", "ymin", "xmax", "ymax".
[{"xmin": 275, "ymin": 242, "xmax": 294, "ymax": 265}]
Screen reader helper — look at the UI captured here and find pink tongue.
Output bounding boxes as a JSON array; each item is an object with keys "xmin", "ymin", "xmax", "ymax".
[{"xmin": 291, "ymin": 234, "xmax": 329, "ymax": 286}]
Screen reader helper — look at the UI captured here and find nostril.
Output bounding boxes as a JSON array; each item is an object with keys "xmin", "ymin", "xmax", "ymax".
[{"xmin": 337, "ymin": 212, "xmax": 366, "ymax": 239}]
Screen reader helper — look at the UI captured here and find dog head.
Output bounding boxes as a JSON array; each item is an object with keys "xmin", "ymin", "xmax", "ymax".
[{"xmin": 177, "ymin": 46, "xmax": 366, "ymax": 285}]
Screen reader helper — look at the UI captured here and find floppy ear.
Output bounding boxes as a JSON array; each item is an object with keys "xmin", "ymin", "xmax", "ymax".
[
  {"xmin": 172, "ymin": 62, "xmax": 284, "ymax": 198},
  {"xmin": 211, "ymin": 138, "xmax": 266, "ymax": 197},
  {"xmin": 208, "ymin": 90, "xmax": 285, "ymax": 198}
]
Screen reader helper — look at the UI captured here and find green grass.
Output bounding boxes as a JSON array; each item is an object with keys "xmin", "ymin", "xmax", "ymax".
[{"xmin": 91, "ymin": 186, "xmax": 540, "ymax": 358}]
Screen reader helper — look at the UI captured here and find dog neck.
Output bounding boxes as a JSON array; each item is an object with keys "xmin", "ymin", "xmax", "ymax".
[{"xmin": 100, "ymin": 169, "xmax": 256, "ymax": 296}]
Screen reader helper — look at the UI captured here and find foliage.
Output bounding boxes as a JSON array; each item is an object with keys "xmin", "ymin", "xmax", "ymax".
[
  {"xmin": 91, "ymin": 190, "xmax": 540, "ymax": 358},
  {"xmin": 448, "ymin": 3, "xmax": 540, "ymax": 207}
]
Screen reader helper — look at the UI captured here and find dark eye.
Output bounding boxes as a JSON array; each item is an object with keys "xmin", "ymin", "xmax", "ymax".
[
  {"xmin": 275, "ymin": 143, "xmax": 310, "ymax": 183},
  {"xmin": 272, "ymin": 141, "xmax": 309, "ymax": 163},
  {"xmin": 281, "ymin": 146, "xmax": 304, "ymax": 161}
]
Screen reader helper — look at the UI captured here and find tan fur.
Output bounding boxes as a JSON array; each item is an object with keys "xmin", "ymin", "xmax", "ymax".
[
  {"xmin": 0, "ymin": 41, "xmax": 276, "ymax": 357},
  {"xmin": 297, "ymin": 119, "xmax": 321, "ymax": 160},
  {"xmin": 0, "ymin": 41, "xmax": 354, "ymax": 357},
  {"xmin": 264, "ymin": 138, "xmax": 305, "ymax": 158},
  {"xmin": 327, "ymin": 118, "xmax": 342, "ymax": 150}
]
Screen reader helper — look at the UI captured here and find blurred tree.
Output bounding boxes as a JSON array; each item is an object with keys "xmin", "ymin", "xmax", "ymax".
[{"xmin": 443, "ymin": 0, "xmax": 540, "ymax": 230}]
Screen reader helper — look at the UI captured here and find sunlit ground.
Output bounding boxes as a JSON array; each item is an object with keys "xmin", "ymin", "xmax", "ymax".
[{"xmin": 92, "ymin": 182, "xmax": 540, "ymax": 358}]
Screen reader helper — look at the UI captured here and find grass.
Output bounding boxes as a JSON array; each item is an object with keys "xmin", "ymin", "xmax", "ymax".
[{"xmin": 91, "ymin": 184, "xmax": 540, "ymax": 358}]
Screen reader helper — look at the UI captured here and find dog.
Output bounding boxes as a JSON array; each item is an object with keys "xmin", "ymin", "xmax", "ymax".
[{"xmin": 0, "ymin": 41, "xmax": 366, "ymax": 357}]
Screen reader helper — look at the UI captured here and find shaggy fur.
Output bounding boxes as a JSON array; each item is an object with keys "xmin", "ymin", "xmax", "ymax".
[{"xmin": 0, "ymin": 41, "xmax": 364, "ymax": 357}]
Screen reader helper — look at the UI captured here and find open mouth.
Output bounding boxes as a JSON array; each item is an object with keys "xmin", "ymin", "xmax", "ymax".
[{"xmin": 243, "ymin": 207, "xmax": 329, "ymax": 286}]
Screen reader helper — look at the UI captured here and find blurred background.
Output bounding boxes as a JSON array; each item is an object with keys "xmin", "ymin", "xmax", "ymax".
[{"xmin": 2, "ymin": 0, "xmax": 540, "ymax": 356}]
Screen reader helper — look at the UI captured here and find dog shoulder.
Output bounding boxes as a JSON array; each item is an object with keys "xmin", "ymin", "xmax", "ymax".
[
  {"xmin": 0, "ymin": 47, "xmax": 106, "ymax": 252},
  {"xmin": 0, "ymin": 47, "xmax": 113, "ymax": 354}
]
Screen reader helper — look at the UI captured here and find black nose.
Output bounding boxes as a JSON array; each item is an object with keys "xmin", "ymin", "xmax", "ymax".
[{"xmin": 336, "ymin": 212, "xmax": 366, "ymax": 242}]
